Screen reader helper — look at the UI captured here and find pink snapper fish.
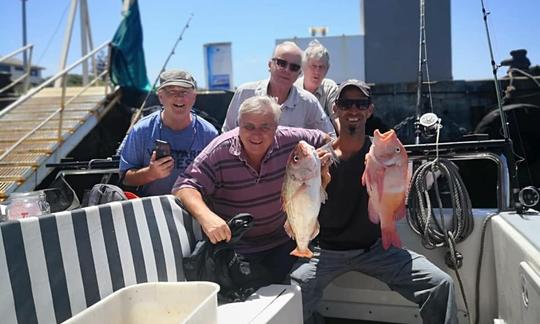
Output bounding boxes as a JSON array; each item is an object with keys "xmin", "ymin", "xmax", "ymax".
[
  {"xmin": 362, "ymin": 129, "xmax": 409, "ymax": 249},
  {"xmin": 282, "ymin": 141, "xmax": 328, "ymax": 258}
]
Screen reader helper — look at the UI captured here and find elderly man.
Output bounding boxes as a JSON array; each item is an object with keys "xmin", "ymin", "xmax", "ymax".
[
  {"xmin": 119, "ymin": 69, "xmax": 218, "ymax": 196},
  {"xmin": 174, "ymin": 95, "xmax": 331, "ymax": 284},
  {"xmin": 295, "ymin": 40, "xmax": 339, "ymax": 130},
  {"xmin": 221, "ymin": 41, "xmax": 335, "ymax": 137}
]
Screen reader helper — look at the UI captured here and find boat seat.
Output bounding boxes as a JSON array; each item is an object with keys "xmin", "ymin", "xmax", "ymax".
[{"xmin": 0, "ymin": 195, "xmax": 203, "ymax": 324}]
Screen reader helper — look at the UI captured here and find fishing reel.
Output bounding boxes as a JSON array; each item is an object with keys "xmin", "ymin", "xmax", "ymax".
[
  {"xmin": 418, "ymin": 112, "xmax": 442, "ymax": 138},
  {"xmin": 517, "ymin": 186, "xmax": 540, "ymax": 209}
]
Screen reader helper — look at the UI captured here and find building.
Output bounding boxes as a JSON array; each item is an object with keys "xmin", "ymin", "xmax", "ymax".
[
  {"xmin": 278, "ymin": 0, "xmax": 452, "ymax": 84},
  {"xmin": 363, "ymin": 0, "xmax": 452, "ymax": 83},
  {"xmin": 0, "ymin": 57, "xmax": 45, "ymax": 88}
]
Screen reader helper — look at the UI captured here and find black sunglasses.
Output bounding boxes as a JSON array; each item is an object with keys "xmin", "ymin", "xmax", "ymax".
[
  {"xmin": 272, "ymin": 58, "xmax": 301, "ymax": 72},
  {"xmin": 336, "ymin": 98, "xmax": 371, "ymax": 110}
]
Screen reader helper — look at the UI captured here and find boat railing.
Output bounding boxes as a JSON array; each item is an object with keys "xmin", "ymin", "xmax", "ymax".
[
  {"xmin": 406, "ymin": 139, "xmax": 512, "ymax": 211},
  {"xmin": 0, "ymin": 44, "xmax": 34, "ymax": 94},
  {"xmin": 0, "ymin": 41, "xmax": 112, "ymax": 163}
]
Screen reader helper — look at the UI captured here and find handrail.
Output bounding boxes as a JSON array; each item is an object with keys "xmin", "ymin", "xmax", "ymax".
[
  {"xmin": 0, "ymin": 41, "xmax": 110, "ymax": 119},
  {"xmin": 0, "ymin": 41, "xmax": 111, "ymax": 162},
  {"xmin": 408, "ymin": 152, "xmax": 511, "ymax": 211},
  {"xmin": 0, "ymin": 44, "xmax": 34, "ymax": 94}
]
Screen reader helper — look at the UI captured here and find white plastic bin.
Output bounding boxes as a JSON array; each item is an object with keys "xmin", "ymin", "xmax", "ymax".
[{"xmin": 64, "ymin": 282, "xmax": 220, "ymax": 324}]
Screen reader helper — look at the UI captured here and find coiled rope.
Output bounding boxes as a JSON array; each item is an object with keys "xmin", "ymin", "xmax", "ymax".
[{"xmin": 406, "ymin": 127, "xmax": 475, "ymax": 323}]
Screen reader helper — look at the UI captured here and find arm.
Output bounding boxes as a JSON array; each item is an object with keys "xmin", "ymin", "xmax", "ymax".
[{"xmin": 175, "ymin": 187, "xmax": 231, "ymax": 244}]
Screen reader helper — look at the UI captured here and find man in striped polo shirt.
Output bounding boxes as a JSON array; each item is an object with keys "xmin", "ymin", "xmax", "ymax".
[{"xmin": 173, "ymin": 95, "xmax": 331, "ymax": 284}]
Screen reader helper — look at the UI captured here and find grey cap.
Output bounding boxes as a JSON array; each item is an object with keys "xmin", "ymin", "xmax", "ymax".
[
  {"xmin": 336, "ymin": 79, "xmax": 371, "ymax": 100},
  {"xmin": 158, "ymin": 69, "xmax": 197, "ymax": 90}
]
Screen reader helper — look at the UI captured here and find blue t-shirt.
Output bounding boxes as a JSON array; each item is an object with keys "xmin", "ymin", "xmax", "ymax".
[{"xmin": 119, "ymin": 110, "xmax": 218, "ymax": 196}]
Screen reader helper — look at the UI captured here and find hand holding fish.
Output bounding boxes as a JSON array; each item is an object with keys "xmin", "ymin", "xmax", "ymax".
[{"xmin": 361, "ymin": 129, "xmax": 409, "ymax": 250}]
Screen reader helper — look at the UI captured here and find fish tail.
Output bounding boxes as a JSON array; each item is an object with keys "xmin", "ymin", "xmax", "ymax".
[
  {"xmin": 290, "ymin": 247, "xmax": 314, "ymax": 259},
  {"xmin": 381, "ymin": 227, "xmax": 402, "ymax": 250}
]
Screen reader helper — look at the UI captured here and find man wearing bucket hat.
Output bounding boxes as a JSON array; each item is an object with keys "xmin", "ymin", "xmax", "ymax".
[{"xmin": 119, "ymin": 69, "xmax": 218, "ymax": 197}]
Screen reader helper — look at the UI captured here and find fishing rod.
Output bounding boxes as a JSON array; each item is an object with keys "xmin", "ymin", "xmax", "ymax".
[
  {"xmin": 126, "ymin": 13, "xmax": 194, "ymax": 134},
  {"xmin": 480, "ymin": 0, "xmax": 510, "ymax": 140},
  {"xmin": 414, "ymin": 0, "xmax": 438, "ymax": 145}
]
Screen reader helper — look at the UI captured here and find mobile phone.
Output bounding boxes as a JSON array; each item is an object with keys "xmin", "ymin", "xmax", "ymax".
[{"xmin": 154, "ymin": 139, "xmax": 171, "ymax": 159}]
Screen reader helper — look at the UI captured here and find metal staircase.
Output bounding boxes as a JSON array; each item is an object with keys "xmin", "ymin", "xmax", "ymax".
[{"xmin": 0, "ymin": 42, "xmax": 120, "ymax": 200}]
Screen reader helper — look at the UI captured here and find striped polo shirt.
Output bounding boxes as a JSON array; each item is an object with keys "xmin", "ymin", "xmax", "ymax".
[{"xmin": 173, "ymin": 126, "xmax": 328, "ymax": 254}]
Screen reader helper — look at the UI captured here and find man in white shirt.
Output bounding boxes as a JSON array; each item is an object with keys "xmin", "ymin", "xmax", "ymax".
[{"xmin": 222, "ymin": 41, "xmax": 336, "ymax": 137}]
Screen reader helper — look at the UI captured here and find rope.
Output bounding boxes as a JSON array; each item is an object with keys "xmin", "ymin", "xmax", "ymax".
[{"xmin": 407, "ymin": 128, "xmax": 474, "ymax": 322}]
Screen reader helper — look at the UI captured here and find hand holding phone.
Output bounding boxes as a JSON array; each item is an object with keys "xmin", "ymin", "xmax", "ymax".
[{"xmin": 154, "ymin": 140, "xmax": 171, "ymax": 160}]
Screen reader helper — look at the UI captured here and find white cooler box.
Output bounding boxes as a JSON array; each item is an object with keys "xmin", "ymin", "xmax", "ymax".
[{"xmin": 64, "ymin": 282, "xmax": 220, "ymax": 324}]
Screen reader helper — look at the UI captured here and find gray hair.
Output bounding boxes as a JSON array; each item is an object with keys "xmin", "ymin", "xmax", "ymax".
[
  {"xmin": 238, "ymin": 96, "xmax": 281, "ymax": 124},
  {"xmin": 303, "ymin": 39, "xmax": 330, "ymax": 67},
  {"xmin": 273, "ymin": 41, "xmax": 303, "ymax": 57}
]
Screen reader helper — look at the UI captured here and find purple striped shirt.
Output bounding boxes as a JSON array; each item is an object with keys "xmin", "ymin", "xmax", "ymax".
[{"xmin": 173, "ymin": 126, "xmax": 328, "ymax": 253}]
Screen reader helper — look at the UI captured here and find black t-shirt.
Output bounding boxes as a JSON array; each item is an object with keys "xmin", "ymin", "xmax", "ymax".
[{"xmin": 317, "ymin": 138, "xmax": 381, "ymax": 250}]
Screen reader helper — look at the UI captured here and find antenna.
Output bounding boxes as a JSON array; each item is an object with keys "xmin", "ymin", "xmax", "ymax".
[
  {"xmin": 414, "ymin": 0, "xmax": 438, "ymax": 144},
  {"xmin": 126, "ymin": 13, "xmax": 194, "ymax": 134},
  {"xmin": 480, "ymin": 0, "xmax": 510, "ymax": 139}
]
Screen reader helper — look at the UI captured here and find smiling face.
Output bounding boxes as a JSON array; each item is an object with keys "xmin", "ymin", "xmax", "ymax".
[
  {"xmin": 158, "ymin": 85, "xmax": 196, "ymax": 123},
  {"xmin": 268, "ymin": 43, "xmax": 303, "ymax": 90},
  {"xmin": 334, "ymin": 86, "xmax": 373, "ymax": 135},
  {"xmin": 238, "ymin": 108, "xmax": 278, "ymax": 165}
]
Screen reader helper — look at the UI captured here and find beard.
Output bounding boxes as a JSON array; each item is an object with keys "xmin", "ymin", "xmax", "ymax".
[{"xmin": 347, "ymin": 124, "xmax": 358, "ymax": 135}]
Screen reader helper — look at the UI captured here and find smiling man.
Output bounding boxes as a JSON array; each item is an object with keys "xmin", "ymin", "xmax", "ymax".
[
  {"xmin": 174, "ymin": 95, "xmax": 331, "ymax": 285},
  {"xmin": 222, "ymin": 41, "xmax": 335, "ymax": 137},
  {"xmin": 119, "ymin": 69, "xmax": 218, "ymax": 196}
]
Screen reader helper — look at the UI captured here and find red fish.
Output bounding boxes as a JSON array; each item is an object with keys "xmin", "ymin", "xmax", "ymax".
[
  {"xmin": 282, "ymin": 141, "xmax": 327, "ymax": 258},
  {"xmin": 362, "ymin": 129, "xmax": 409, "ymax": 249}
]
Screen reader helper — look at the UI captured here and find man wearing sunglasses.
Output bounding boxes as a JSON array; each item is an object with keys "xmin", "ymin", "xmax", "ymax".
[
  {"xmin": 222, "ymin": 41, "xmax": 336, "ymax": 138},
  {"xmin": 290, "ymin": 79, "xmax": 458, "ymax": 324}
]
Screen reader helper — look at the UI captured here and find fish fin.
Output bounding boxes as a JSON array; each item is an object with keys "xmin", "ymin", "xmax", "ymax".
[
  {"xmin": 395, "ymin": 201, "xmax": 407, "ymax": 221},
  {"xmin": 320, "ymin": 186, "xmax": 328, "ymax": 204},
  {"xmin": 310, "ymin": 221, "xmax": 320, "ymax": 240},
  {"xmin": 381, "ymin": 226, "xmax": 402, "ymax": 250},
  {"xmin": 368, "ymin": 199, "xmax": 380, "ymax": 224},
  {"xmin": 284, "ymin": 220, "xmax": 295, "ymax": 240},
  {"xmin": 321, "ymin": 165, "xmax": 331, "ymax": 189},
  {"xmin": 290, "ymin": 247, "xmax": 314, "ymax": 259},
  {"xmin": 374, "ymin": 168, "xmax": 385, "ymax": 202}
]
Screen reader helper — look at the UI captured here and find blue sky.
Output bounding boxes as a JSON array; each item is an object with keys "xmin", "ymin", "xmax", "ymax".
[{"xmin": 1, "ymin": 0, "xmax": 539, "ymax": 88}]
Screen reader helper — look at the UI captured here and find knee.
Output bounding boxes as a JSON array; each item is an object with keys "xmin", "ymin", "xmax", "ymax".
[{"xmin": 433, "ymin": 269, "xmax": 455, "ymax": 294}]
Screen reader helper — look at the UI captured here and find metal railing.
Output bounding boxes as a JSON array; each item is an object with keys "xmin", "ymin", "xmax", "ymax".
[
  {"xmin": 0, "ymin": 41, "xmax": 112, "ymax": 163},
  {"xmin": 0, "ymin": 44, "xmax": 34, "ymax": 94}
]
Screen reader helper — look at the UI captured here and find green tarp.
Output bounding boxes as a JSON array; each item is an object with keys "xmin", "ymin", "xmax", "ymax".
[{"xmin": 110, "ymin": 0, "xmax": 151, "ymax": 93}]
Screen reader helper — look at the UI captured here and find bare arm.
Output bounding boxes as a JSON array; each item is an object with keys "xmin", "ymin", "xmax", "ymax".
[
  {"xmin": 123, "ymin": 152, "xmax": 174, "ymax": 186},
  {"xmin": 175, "ymin": 187, "xmax": 231, "ymax": 244}
]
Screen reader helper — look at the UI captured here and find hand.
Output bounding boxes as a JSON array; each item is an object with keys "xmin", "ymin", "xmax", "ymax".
[
  {"xmin": 201, "ymin": 213, "xmax": 232, "ymax": 244},
  {"xmin": 149, "ymin": 151, "xmax": 174, "ymax": 180},
  {"xmin": 316, "ymin": 148, "xmax": 333, "ymax": 168}
]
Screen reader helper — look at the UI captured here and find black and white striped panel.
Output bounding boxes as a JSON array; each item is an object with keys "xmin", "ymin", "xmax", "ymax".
[{"xmin": 0, "ymin": 195, "xmax": 202, "ymax": 324}]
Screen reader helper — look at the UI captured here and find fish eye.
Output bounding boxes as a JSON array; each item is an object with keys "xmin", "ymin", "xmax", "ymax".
[
  {"xmin": 395, "ymin": 147, "xmax": 401, "ymax": 153},
  {"xmin": 293, "ymin": 155, "xmax": 299, "ymax": 162}
]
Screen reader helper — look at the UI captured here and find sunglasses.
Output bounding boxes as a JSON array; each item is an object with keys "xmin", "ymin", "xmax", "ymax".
[
  {"xmin": 336, "ymin": 98, "xmax": 371, "ymax": 110},
  {"xmin": 272, "ymin": 58, "xmax": 301, "ymax": 72}
]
